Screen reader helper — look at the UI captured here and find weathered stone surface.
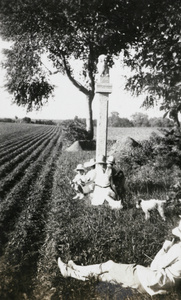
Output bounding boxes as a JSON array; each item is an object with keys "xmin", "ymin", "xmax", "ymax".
[
  {"xmin": 95, "ymin": 70, "xmax": 112, "ymax": 159},
  {"xmin": 96, "ymin": 95, "xmax": 109, "ymax": 158}
]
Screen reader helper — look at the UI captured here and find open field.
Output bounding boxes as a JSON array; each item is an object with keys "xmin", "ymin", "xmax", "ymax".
[
  {"xmin": 0, "ymin": 122, "xmax": 180, "ymax": 300},
  {"xmin": 106, "ymin": 127, "xmax": 163, "ymax": 141}
]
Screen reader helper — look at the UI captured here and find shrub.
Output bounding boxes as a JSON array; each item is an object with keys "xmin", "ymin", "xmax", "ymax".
[
  {"xmin": 113, "ymin": 127, "xmax": 181, "ymax": 206},
  {"xmin": 61, "ymin": 119, "xmax": 90, "ymax": 147}
]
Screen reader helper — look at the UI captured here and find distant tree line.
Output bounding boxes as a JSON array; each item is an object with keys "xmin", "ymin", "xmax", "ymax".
[
  {"xmin": 0, "ymin": 111, "xmax": 176, "ymax": 127},
  {"xmin": 108, "ymin": 112, "xmax": 175, "ymax": 127},
  {"xmin": 0, "ymin": 117, "xmax": 56, "ymax": 125},
  {"xmin": 58, "ymin": 113, "xmax": 175, "ymax": 127},
  {"xmin": 72, "ymin": 113, "xmax": 175, "ymax": 127}
]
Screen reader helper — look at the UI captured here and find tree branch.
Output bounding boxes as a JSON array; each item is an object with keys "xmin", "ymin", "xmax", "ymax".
[
  {"xmin": 61, "ymin": 54, "xmax": 90, "ymax": 97},
  {"xmin": 87, "ymin": 47, "xmax": 96, "ymax": 100},
  {"xmin": 40, "ymin": 60, "xmax": 60, "ymax": 76}
]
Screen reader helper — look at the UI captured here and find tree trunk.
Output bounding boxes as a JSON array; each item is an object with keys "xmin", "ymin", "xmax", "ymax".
[
  {"xmin": 169, "ymin": 108, "xmax": 180, "ymax": 128},
  {"xmin": 61, "ymin": 56, "xmax": 95, "ymax": 139},
  {"xmin": 86, "ymin": 94, "xmax": 94, "ymax": 140}
]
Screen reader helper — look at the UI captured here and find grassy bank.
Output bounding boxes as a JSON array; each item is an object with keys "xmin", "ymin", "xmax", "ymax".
[{"xmin": 33, "ymin": 150, "xmax": 180, "ymax": 300}]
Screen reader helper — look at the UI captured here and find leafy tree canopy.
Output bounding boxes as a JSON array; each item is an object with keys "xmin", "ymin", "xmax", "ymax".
[
  {"xmin": 131, "ymin": 112, "xmax": 150, "ymax": 127},
  {"xmin": 0, "ymin": 0, "xmax": 179, "ymax": 137},
  {"xmin": 124, "ymin": 0, "xmax": 181, "ymax": 126},
  {"xmin": 108, "ymin": 111, "xmax": 133, "ymax": 127},
  {"xmin": 0, "ymin": 0, "xmax": 147, "ymax": 105},
  {"xmin": 149, "ymin": 117, "xmax": 173, "ymax": 128}
]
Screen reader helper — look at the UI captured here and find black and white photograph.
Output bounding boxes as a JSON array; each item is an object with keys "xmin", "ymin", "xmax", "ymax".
[{"xmin": 0, "ymin": 1, "xmax": 181, "ymax": 299}]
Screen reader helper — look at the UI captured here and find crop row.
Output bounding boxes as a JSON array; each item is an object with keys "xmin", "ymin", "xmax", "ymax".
[
  {"xmin": 0, "ymin": 123, "xmax": 36, "ymax": 144},
  {"xmin": 0, "ymin": 126, "xmax": 62, "ymax": 212},
  {"xmin": 0, "ymin": 131, "xmax": 63, "ymax": 299},
  {"xmin": 0, "ymin": 124, "xmax": 51, "ymax": 150},
  {"xmin": 0, "ymin": 125, "xmax": 53, "ymax": 162},
  {"xmin": 0, "ymin": 124, "xmax": 45, "ymax": 149},
  {"xmin": 0, "ymin": 127, "xmax": 61, "ymax": 196}
]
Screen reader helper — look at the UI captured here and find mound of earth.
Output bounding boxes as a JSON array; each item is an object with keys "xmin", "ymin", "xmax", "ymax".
[
  {"xmin": 65, "ymin": 139, "xmax": 96, "ymax": 152},
  {"xmin": 124, "ymin": 137, "xmax": 142, "ymax": 148},
  {"xmin": 108, "ymin": 136, "xmax": 141, "ymax": 155}
]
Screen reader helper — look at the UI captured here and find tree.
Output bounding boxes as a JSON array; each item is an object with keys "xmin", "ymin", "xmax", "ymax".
[
  {"xmin": 0, "ymin": 0, "xmax": 166, "ymax": 139},
  {"xmin": 119, "ymin": 118, "xmax": 133, "ymax": 127},
  {"xmin": 124, "ymin": 1, "xmax": 181, "ymax": 127},
  {"xmin": 131, "ymin": 112, "xmax": 149, "ymax": 127},
  {"xmin": 149, "ymin": 117, "xmax": 174, "ymax": 128},
  {"xmin": 108, "ymin": 111, "xmax": 120, "ymax": 127},
  {"xmin": 22, "ymin": 117, "xmax": 31, "ymax": 124},
  {"xmin": 108, "ymin": 111, "xmax": 133, "ymax": 127}
]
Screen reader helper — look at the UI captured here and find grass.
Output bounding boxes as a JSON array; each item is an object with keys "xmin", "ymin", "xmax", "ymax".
[
  {"xmin": 39, "ymin": 150, "xmax": 180, "ymax": 300},
  {"xmin": 0, "ymin": 123, "xmax": 180, "ymax": 300},
  {"xmin": 95, "ymin": 127, "xmax": 163, "ymax": 141}
]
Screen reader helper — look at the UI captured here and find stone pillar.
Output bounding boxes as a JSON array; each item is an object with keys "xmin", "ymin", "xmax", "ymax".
[{"xmin": 95, "ymin": 71, "xmax": 112, "ymax": 160}]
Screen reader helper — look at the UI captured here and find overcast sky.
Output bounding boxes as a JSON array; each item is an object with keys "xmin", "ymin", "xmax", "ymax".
[{"xmin": 0, "ymin": 38, "xmax": 164, "ymax": 120}]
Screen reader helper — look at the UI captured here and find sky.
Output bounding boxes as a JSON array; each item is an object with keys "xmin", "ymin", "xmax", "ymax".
[{"xmin": 0, "ymin": 38, "xmax": 164, "ymax": 121}]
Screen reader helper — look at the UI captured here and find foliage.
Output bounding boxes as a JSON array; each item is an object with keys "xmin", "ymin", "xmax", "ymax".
[
  {"xmin": 0, "ymin": 117, "xmax": 15, "ymax": 123},
  {"xmin": 124, "ymin": 0, "xmax": 181, "ymax": 126},
  {"xmin": 149, "ymin": 117, "xmax": 173, "ymax": 127},
  {"xmin": 61, "ymin": 118, "xmax": 90, "ymax": 146},
  {"xmin": 115, "ymin": 128, "xmax": 181, "ymax": 201},
  {"xmin": 0, "ymin": 0, "xmax": 144, "ymax": 138},
  {"xmin": 34, "ymin": 119, "xmax": 56, "ymax": 125},
  {"xmin": 108, "ymin": 111, "xmax": 133, "ymax": 127},
  {"xmin": 2, "ymin": 43, "xmax": 54, "ymax": 111},
  {"xmin": 0, "ymin": 0, "xmax": 177, "ymax": 137},
  {"xmin": 22, "ymin": 117, "xmax": 31, "ymax": 123},
  {"xmin": 109, "ymin": 112, "xmax": 174, "ymax": 127},
  {"xmin": 0, "ymin": 114, "xmax": 174, "ymax": 127},
  {"xmin": 131, "ymin": 112, "xmax": 150, "ymax": 127}
]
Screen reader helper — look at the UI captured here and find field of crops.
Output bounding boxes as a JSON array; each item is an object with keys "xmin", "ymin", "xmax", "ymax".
[
  {"xmin": 0, "ymin": 123, "xmax": 64, "ymax": 299},
  {"xmin": 0, "ymin": 123, "xmax": 180, "ymax": 300}
]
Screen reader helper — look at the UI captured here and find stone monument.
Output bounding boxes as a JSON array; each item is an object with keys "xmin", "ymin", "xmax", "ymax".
[{"xmin": 95, "ymin": 55, "xmax": 112, "ymax": 160}]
